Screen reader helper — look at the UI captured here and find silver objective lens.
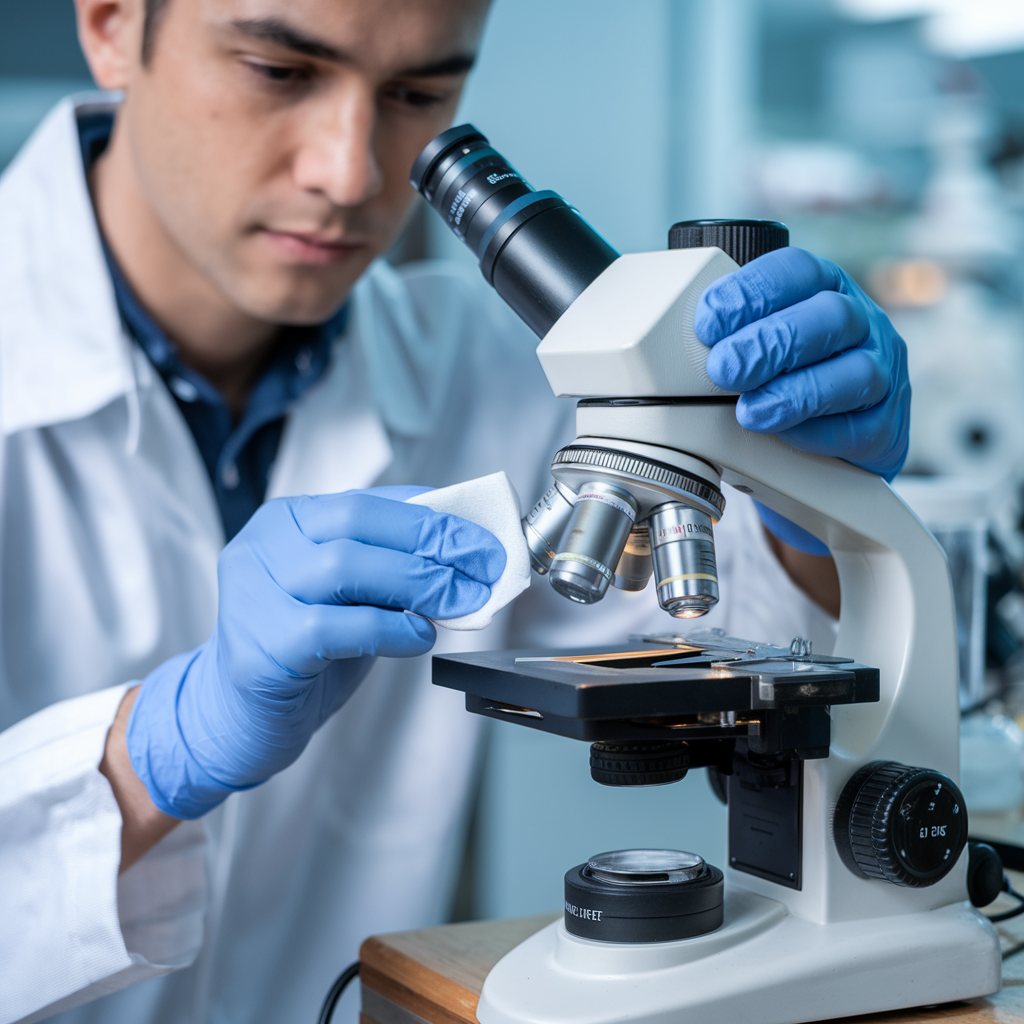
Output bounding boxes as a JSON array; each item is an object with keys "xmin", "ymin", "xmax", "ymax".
[
  {"xmin": 522, "ymin": 481, "xmax": 576, "ymax": 574},
  {"xmin": 649, "ymin": 503, "xmax": 719, "ymax": 618},
  {"xmin": 612, "ymin": 525, "xmax": 653, "ymax": 591},
  {"xmin": 549, "ymin": 482, "xmax": 637, "ymax": 604}
]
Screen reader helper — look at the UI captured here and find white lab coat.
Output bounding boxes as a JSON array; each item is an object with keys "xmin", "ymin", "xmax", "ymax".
[{"xmin": 0, "ymin": 96, "xmax": 836, "ymax": 1024}]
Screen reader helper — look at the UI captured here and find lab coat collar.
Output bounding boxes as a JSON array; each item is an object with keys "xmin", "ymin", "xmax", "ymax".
[{"xmin": 0, "ymin": 94, "xmax": 138, "ymax": 436}]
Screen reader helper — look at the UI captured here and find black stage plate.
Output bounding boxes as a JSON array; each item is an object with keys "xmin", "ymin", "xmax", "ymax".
[{"xmin": 432, "ymin": 639, "xmax": 879, "ymax": 723}]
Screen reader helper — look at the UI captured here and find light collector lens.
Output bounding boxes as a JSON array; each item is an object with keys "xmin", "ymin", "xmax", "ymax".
[{"xmin": 586, "ymin": 849, "xmax": 707, "ymax": 886}]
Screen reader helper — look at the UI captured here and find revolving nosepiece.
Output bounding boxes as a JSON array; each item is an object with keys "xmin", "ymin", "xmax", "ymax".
[{"xmin": 523, "ymin": 443, "xmax": 725, "ymax": 616}]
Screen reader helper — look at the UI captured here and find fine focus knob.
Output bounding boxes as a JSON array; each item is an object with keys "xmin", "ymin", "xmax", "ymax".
[
  {"xmin": 668, "ymin": 219, "xmax": 788, "ymax": 265},
  {"xmin": 833, "ymin": 761, "xmax": 968, "ymax": 887}
]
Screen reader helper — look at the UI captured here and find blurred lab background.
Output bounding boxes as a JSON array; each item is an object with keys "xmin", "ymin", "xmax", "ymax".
[{"xmin": 6, "ymin": 0, "xmax": 1024, "ymax": 918}]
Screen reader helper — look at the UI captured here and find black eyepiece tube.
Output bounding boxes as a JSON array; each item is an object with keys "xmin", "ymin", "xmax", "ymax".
[{"xmin": 410, "ymin": 124, "xmax": 619, "ymax": 337}]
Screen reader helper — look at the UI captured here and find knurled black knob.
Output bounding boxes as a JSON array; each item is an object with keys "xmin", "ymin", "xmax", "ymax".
[
  {"xmin": 590, "ymin": 741, "xmax": 689, "ymax": 787},
  {"xmin": 668, "ymin": 219, "xmax": 789, "ymax": 266},
  {"xmin": 833, "ymin": 761, "xmax": 968, "ymax": 887}
]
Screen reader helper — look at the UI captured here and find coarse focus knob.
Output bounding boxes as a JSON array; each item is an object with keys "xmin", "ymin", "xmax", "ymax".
[
  {"xmin": 833, "ymin": 761, "xmax": 968, "ymax": 887},
  {"xmin": 668, "ymin": 219, "xmax": 789, "ymax": 266}
]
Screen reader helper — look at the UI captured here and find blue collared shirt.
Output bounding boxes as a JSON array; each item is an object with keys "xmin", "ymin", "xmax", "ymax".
[{"xmin": 78, "ymin": 109, "xmax": 344, "ymax": 540}]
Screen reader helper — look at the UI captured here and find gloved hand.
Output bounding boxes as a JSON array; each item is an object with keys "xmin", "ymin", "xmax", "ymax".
[
  {"xmin": 696, "ymin": 246, "xmax": 911, "ymax": 553},
  {"xmin": 126, "ymin": 488, "xmax": 506, "ymax": 819}
]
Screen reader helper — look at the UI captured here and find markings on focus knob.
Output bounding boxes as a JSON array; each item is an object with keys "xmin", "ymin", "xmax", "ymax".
[{"xmin": 833, "ymin": 761, "xmax": 968, "ymax": 887}]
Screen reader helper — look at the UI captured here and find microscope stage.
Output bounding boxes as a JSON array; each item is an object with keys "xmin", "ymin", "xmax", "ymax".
[{"xmin": 432, "ymin": 633, "xmax": 879, "ymax": 748}]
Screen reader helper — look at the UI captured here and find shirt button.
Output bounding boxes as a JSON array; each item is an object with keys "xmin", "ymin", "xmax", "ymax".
[
  {"xmin": 295, "ymin": 347, "xmax": 313, "ymax": 374},
  {"xmin": 169, "ymin": 377, "xmax": 199, "ymax": 402},
  {"xmin": 221, "ymin": 463, "xmax": 240, "ymax": 490}
]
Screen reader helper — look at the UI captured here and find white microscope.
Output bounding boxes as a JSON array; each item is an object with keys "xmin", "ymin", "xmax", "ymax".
[{"xmin": 411, "ymin": 126, "xmax": 1002, "ymax": 1024}]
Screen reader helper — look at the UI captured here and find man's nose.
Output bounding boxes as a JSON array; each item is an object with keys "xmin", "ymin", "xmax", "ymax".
[{"xmin": 292, "ymin": 88, "xmax": 384, "ymax": 207}]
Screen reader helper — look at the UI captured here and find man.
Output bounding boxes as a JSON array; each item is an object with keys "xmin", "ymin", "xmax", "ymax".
[{"xmin": 0, "ymin": 0, "xmax": 908, "ymax": 1021}]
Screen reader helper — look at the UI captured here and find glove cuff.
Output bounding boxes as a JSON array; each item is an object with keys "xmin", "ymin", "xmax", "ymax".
[
  {"xmin": 754, "ymin": 501, "xmax": 831, "ymax": 557},
  {"xmin": 126, "ymin": 649, "xmax": 244, "ymax": 820}
]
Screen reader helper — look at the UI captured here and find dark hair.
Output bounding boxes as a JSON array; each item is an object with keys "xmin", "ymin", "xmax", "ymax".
[{"xmin": 142, "ymin": 0, "xmax": 172, "ymax": 63}]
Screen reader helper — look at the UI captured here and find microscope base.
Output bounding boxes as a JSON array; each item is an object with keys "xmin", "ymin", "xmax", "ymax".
[{"xmin": 477, "ymin": 887, "xmax": 1001, "ymax": 1024}]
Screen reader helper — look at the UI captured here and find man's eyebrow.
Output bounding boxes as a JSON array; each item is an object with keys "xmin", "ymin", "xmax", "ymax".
[
  {"xmin": 396, "ymin": 54, "xmax": 476, "ymax": 78},
  {"xmin": 230, "ymin": 18, "xmax": 348, "ymax": 62},
  {"xmin": 229, "ymin": 17, "xmax": 475, "ymax": 77}
]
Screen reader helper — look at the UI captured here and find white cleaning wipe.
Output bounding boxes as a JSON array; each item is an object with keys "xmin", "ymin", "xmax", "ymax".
[{"xmin": 407, "ymin": 471, "xmax": 531, "ymax": 631}]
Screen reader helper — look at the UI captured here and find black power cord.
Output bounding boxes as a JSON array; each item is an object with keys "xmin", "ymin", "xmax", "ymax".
[
  {"xmin": 969, "ymin": 839, "xmax": 1024, "ymax": 960},
  {"xmin": 989, "ymin": 888, "xmax": 1024, "ymax": 924},
  {"xmin": 318, "ymin": 962, "xmax": 359, "ymax": 1024}
]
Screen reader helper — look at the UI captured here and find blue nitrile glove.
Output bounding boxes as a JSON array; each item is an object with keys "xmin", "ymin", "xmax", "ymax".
[
  {"xmin": 126, "ymin": 487, "xmax": 506, "ymax": 819},
  {"xmin": 695, "ymin": 246, "xmax": 911, "ymax": 554}
]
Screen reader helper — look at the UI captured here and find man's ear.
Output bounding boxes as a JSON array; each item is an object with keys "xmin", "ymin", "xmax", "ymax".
[{"xmin": 74, "ymin": 0, "xmax": 145, "ymax": 90}]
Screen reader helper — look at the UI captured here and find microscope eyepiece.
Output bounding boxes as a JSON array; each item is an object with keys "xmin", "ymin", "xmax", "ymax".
[{"xmin": 410, "ymin": 124, "xmax": 619, "ymax": 336}]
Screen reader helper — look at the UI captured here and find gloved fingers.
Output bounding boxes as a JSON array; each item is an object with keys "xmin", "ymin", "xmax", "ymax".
[
  {"xmin": 297, "ymin": 602, "xmax": 437, "ymax": 661},
  {"xmin": 775, "ymin": 387, "xmax": 911, "ymax": 481},
  {"xmin": 286, "ymin": 494, "xmax": 506, "ymax": 584},
  {"xmin": 735, "ymin": 347, "xmax": 891, "ymax": 434},
  {"xmin": 268, "ymin": 538, "xmax": 494, "ymax": 619},
  {"xmin": 705, "ymin": 290, "xmax": 870, "ymax": 392},
  {"xmin": 696, "ymin": 248, "xmax": 846, "ymax": 345}
]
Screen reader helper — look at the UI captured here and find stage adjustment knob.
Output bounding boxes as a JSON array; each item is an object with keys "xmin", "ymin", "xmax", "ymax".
[
  {"xmin": 668, "ymin": 219, "xmax": 788, "ymax": 265},
  {"xmin": 834, "ymin": 761, "xmax": 968, "ymax": 887},
  {"xmin": 589, "ymin": 741, "xmax": 688, "ymax": 787}
]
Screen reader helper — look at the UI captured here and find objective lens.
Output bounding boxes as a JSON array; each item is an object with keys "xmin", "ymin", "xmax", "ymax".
[
  {"xmin": 411, "ymin": 125, "xmax": 619, "ymax": 337},
  {"xmin": 612, "ymin": 525, "xmax": 653, "ymax": 591},
  {"xmin": 550, "ymin": 482, "xmax": 637, "ymax": 605},
  {"xmin": 522, "ymin": 481, "xmax": 576, "ymax": 575},
  {"xmin": 649, "ymin": 503, "xmax": 719, "ymax": 618}
]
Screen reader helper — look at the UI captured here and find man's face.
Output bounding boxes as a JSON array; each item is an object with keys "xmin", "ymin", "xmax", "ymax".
[{"xmin": 116, "ymin": 0, "xmax": 487, "ymax": 323}]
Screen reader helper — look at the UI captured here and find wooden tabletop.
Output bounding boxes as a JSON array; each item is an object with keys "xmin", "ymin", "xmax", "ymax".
[{"xmin": 360, "ymin": 891, "xmax": 1024, "ymax": 1024}]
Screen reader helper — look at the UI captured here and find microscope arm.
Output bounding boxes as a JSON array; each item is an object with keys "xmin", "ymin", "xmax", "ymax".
[
  {"xmin": 574, "ymin": 399, "xmax": 961, "ymax": 921},
  {"xmin": 535, "ymin": 247, "xmax": 961, "ymax": 922}
]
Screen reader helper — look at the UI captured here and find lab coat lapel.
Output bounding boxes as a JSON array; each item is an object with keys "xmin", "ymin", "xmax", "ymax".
[
  {"xmin": 351, "ymin": 260, "xmax": 465, "ymax": 439},
  {"xmin": 270, "ymin": 255, "xmax": 482, "ymax": 497},
  {"xmin": 0, "ymin": 95, "xmax": 136, "ymax": 436},
  {"xmin": 267, "ymin": 335, "xmax": 394, "ymax": 498}
]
